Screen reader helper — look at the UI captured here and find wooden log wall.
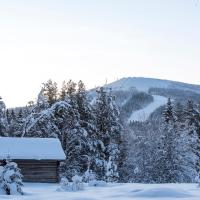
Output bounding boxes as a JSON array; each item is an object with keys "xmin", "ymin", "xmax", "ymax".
[{"xmin": 13, "ymin": 160, "xmax": 59, "ymax": 183}]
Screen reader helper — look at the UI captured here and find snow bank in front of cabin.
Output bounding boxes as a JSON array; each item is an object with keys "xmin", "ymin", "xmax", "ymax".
[
  {"xmin": 0, "ymin": 183, "xmax": 200, "ymax": 200},
  {"xmin": 128, "ymin": 95, "xmax": 167, "ymax": 122},
  {"xmin": 0, "ymin": 137, "xmax": 65, "ymax": 160}
]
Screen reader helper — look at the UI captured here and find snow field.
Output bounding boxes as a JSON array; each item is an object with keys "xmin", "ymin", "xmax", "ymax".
[{"xmin": 1, "ymin": 183, "xmax": 200, "ymax": 200}]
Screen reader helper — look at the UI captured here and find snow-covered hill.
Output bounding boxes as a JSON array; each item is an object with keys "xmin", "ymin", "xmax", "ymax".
[
  {"xmin": 104, "ymin": 77, "xmax": 200, "ymax": 122},
  {"xmin": 107, "ymin": 77, "xmax": 200, "ymax": 94}
]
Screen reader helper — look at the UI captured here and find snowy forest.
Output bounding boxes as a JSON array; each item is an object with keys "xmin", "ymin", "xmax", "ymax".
[{"xmin": 0, "ymin": 79, "xmax": 200, "ymax": 184}]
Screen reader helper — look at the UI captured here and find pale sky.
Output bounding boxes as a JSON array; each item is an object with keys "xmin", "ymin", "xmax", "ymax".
[{"xmin": 0, "ymin": 0, "xmax": 200, "ymax": 108}]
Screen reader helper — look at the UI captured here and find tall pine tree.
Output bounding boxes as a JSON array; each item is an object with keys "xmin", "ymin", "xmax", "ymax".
[{"xmin": 94, "ymin": 87, "xmax": 122, "ymax": 182}]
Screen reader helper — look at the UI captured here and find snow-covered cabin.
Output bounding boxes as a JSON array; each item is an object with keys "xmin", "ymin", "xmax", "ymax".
[{"xmin": 0, "ymin": 137, "xmax": 65, "ymax": 183}]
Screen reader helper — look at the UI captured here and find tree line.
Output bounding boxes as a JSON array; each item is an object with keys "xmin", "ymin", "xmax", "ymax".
[
  {"xmin": 0, "ymin": 80, "xmax": 200, "ymax": 183},
  {"xmin": 0, "ymin": 79, "xmax": 124, "ymax": 182},
  {"xmin": 125, "ymin": 98, "xmax": 200, "ymax": 183}
]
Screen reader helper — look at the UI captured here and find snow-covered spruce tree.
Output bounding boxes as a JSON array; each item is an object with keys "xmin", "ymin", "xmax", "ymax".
[
  {"xmin": 23, "ymin": 100, "xmax": 71, "ymax": 138},
  {"xmin": 75, "ymin": 81, "xmax": 98, "ymax": 176},
  {"xmin": 1, "ymin": 159, "xmax": 23, "ymax": 195},
  {"xmin": 133, "ymin": 131, "xmax": 158, "ymax": 183},
  {"xmin": 22, "ymin": 98, "xmax": 90, "ymax": 179},
  {"xmin": 196, "ymin": 103, "xmax": 200, "ymax": 137},
  {"xmin": 93, "ymin": 87, "xmax": 122, "ymax": 182},
  {"xmin": 0, "ymin": 97, "xmax": 7, "ymax": 136},
  {"xmin": 42, "ymin": 79, "xmax": 58, "ymax": 106},
  {"xmin": 124, "ymin": 120, "xmax": 162, "ymax": 183},
  {"xmin": 4, "ymin": 109, "xmax": 12, "ymax": 136},
  {"xmin": 0, "ymin": 97, "xmax": 5, "ymax": 115},
  {"xmin": 21, "ymin": 88, "xmax": 51, "ymax": 138},
  {"xmin": 154, "ymin": 98, "xmax": 179, "ymax": 183},
  {"xmin": 36, "ymin": 88, "xmax": 50, "ymax": 111},
  {"xmin": 174, "ymin": 102, "xmax": 185, "ymax": 124},
  {"xmin": 116, "ymin": 124, "xmax": 130, "ymax": 183},
  {"xmin": 12, "ymin": 109, "xmax": 25, "ymax": 137},
  {"xmin": 173, "ymin": 101, "xmax": 199, "ymax": 182},
  {"xmin": 6, "ymin": 108, "xmax": 26, "ymax": 137},
  {"xmin": 61, "ymin": 103, "xmax": 88, "ymax": 179},
  {"xmin": 21, "ymin": 80, "xmax": 96, "ymax": 179},
  {"xmin": 163, "ymin": 98, "xmax": 174, "ymax": 124},
  {"xmin": 65, "ymin": 80, "xmax": 77, "ymax": 103},
  {"xmin": 184, "ymin": 100, "xmax": 200, "ymax": 138},
  {"xmin": 59, "ymin": 81, "xmax": 68, "ymax": 101},
  {"xmin": 21, "ymin": 84, "xmax": 61, "ymax": 138},
  {"xmin": 115, "ymin": 126, "xmax": 129, "ymax": 182},
  {"xmin": 154, "ymin": 99, "xmax": 198, "ymax": 183},
  {"xmin": 61, "ymin": 80, "xmax": 94, "ymax": 179},
  {"xmin": 183, "ymin": 100, "xmax": 200, "ymax": 178}
]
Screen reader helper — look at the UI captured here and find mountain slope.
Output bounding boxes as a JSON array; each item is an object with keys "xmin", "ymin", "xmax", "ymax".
[
  {"xmin": 105, "ymin": 77, "xmax": 200, "ymax": 122},
  {"xmin": 107, "ymin": 77, "xmax": 200, "ymax": 94}
]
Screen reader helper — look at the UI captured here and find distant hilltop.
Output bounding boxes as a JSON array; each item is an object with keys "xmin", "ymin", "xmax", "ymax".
[{"xmin": 105, "ymin": 77, "xmax": 200, "ymax": 94}]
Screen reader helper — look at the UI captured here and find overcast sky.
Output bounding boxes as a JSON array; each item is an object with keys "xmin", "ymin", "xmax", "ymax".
[{"xmin": 0, "ymin": 0, "xmax": 200, "ymax": 108}]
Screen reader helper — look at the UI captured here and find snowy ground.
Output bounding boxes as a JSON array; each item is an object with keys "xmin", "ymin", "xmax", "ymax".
[
  {"xmin": 1, "ymin": 183, "xmax": 200, "ymax": 200},
  {"xmin": 128, "ymin": 95, "xmax": 168, "ymax": 122}
]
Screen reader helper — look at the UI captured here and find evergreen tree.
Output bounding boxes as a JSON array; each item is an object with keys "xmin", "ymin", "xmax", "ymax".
[
  {"xmin": 75, "ymin": 80, "xmax": 98, "ymax": 175},
  {"xmin": 184, "ymin": 100, "xmax": 200, "ymax": 177},
  {"xmin": 57, "ymin": 101, "xmax": 90, "ymax": 180},
  {"xmin": 173, "ymin": 102, "xmax": 185, "ymax": 134},
  {"xmin": 6, "ymin": 109, "xmax": 11, "ymax": 125},
  {"xmin": 185, "ymin": 100, "xmax": 195, "ymax": 128},
  {"xmin": 59, "ymin": 81, "xmax": 68, "ymax": 101},
  {"xmin": 7, "ymin": 110, "xmax": 16, "ymax": 136},
  {"xmin": 94, "ymin": 87, "xmax": 122, "ymax": 182},
  {"xmin": 184, "ymin": 100, "xmax": 200, "ymax": 137},
  {"xmin": 174, "ymin": 102, "xmax": 184, "ymax": 123},
  {"xmin": 42, "ymin": 79, "xmax": 58, "ymax": 106},
  {"xmin": 0, "ymin": 97, "xmax": 7, "ymax": 136},
  {"xmin": 65, "ymin": 80, "xmax": 77, "ymax": 107},
  {"xmin": 163, "ymin": 98, "xmax": 174, "ymax": 124},
  {"xmin": 37, "ymin": 89, "xmax": 49, "ymax": 111},
  {"xmin": 157, "ymin": 100, "xmax": 181, "ymax": 182},
  {"xmin": 0, "ymin": 159, "xmax": 23, "ymax": 195},
  {"xmin": 154, "ymin": 100, "xmax": 198, "ymax": 183}
]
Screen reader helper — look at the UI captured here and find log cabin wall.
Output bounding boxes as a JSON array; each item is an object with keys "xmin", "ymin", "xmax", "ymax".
[{"xmin": 13, "ymin": 160, "xmax": 60, "ymax": 183}]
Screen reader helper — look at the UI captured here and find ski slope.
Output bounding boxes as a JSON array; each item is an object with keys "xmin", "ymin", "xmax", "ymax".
[
  {"xmin": 128, "ymin": 95, "xmax": 168, "ymax": 122},
  {"xmin": 1, "ymin": 183, "xmax": 200, "ymax": 200}
]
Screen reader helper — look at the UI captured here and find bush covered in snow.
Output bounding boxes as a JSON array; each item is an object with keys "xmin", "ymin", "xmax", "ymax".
[
  {"xmin": 57, "ymin": 177, "xmax": 71, "ymax": 192},
  {"xmin": 71, "ymin": 175, "xmax": 84, "ymax": 191},
  {"xmin": 0, "ymin": 160, "xmax": 23, "ymax": 195},
  {"xmin": 57, "ymin": 175, "xmax": 84, "ymax": 192},
  {"xmin": 82, "ymin": 169, "xmax": 106, "ymax": 187}
]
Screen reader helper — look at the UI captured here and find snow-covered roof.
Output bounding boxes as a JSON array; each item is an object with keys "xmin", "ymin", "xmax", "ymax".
[{"xmin": 0, "ymin": 137, "xmax": 66, "ymax": 160}]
